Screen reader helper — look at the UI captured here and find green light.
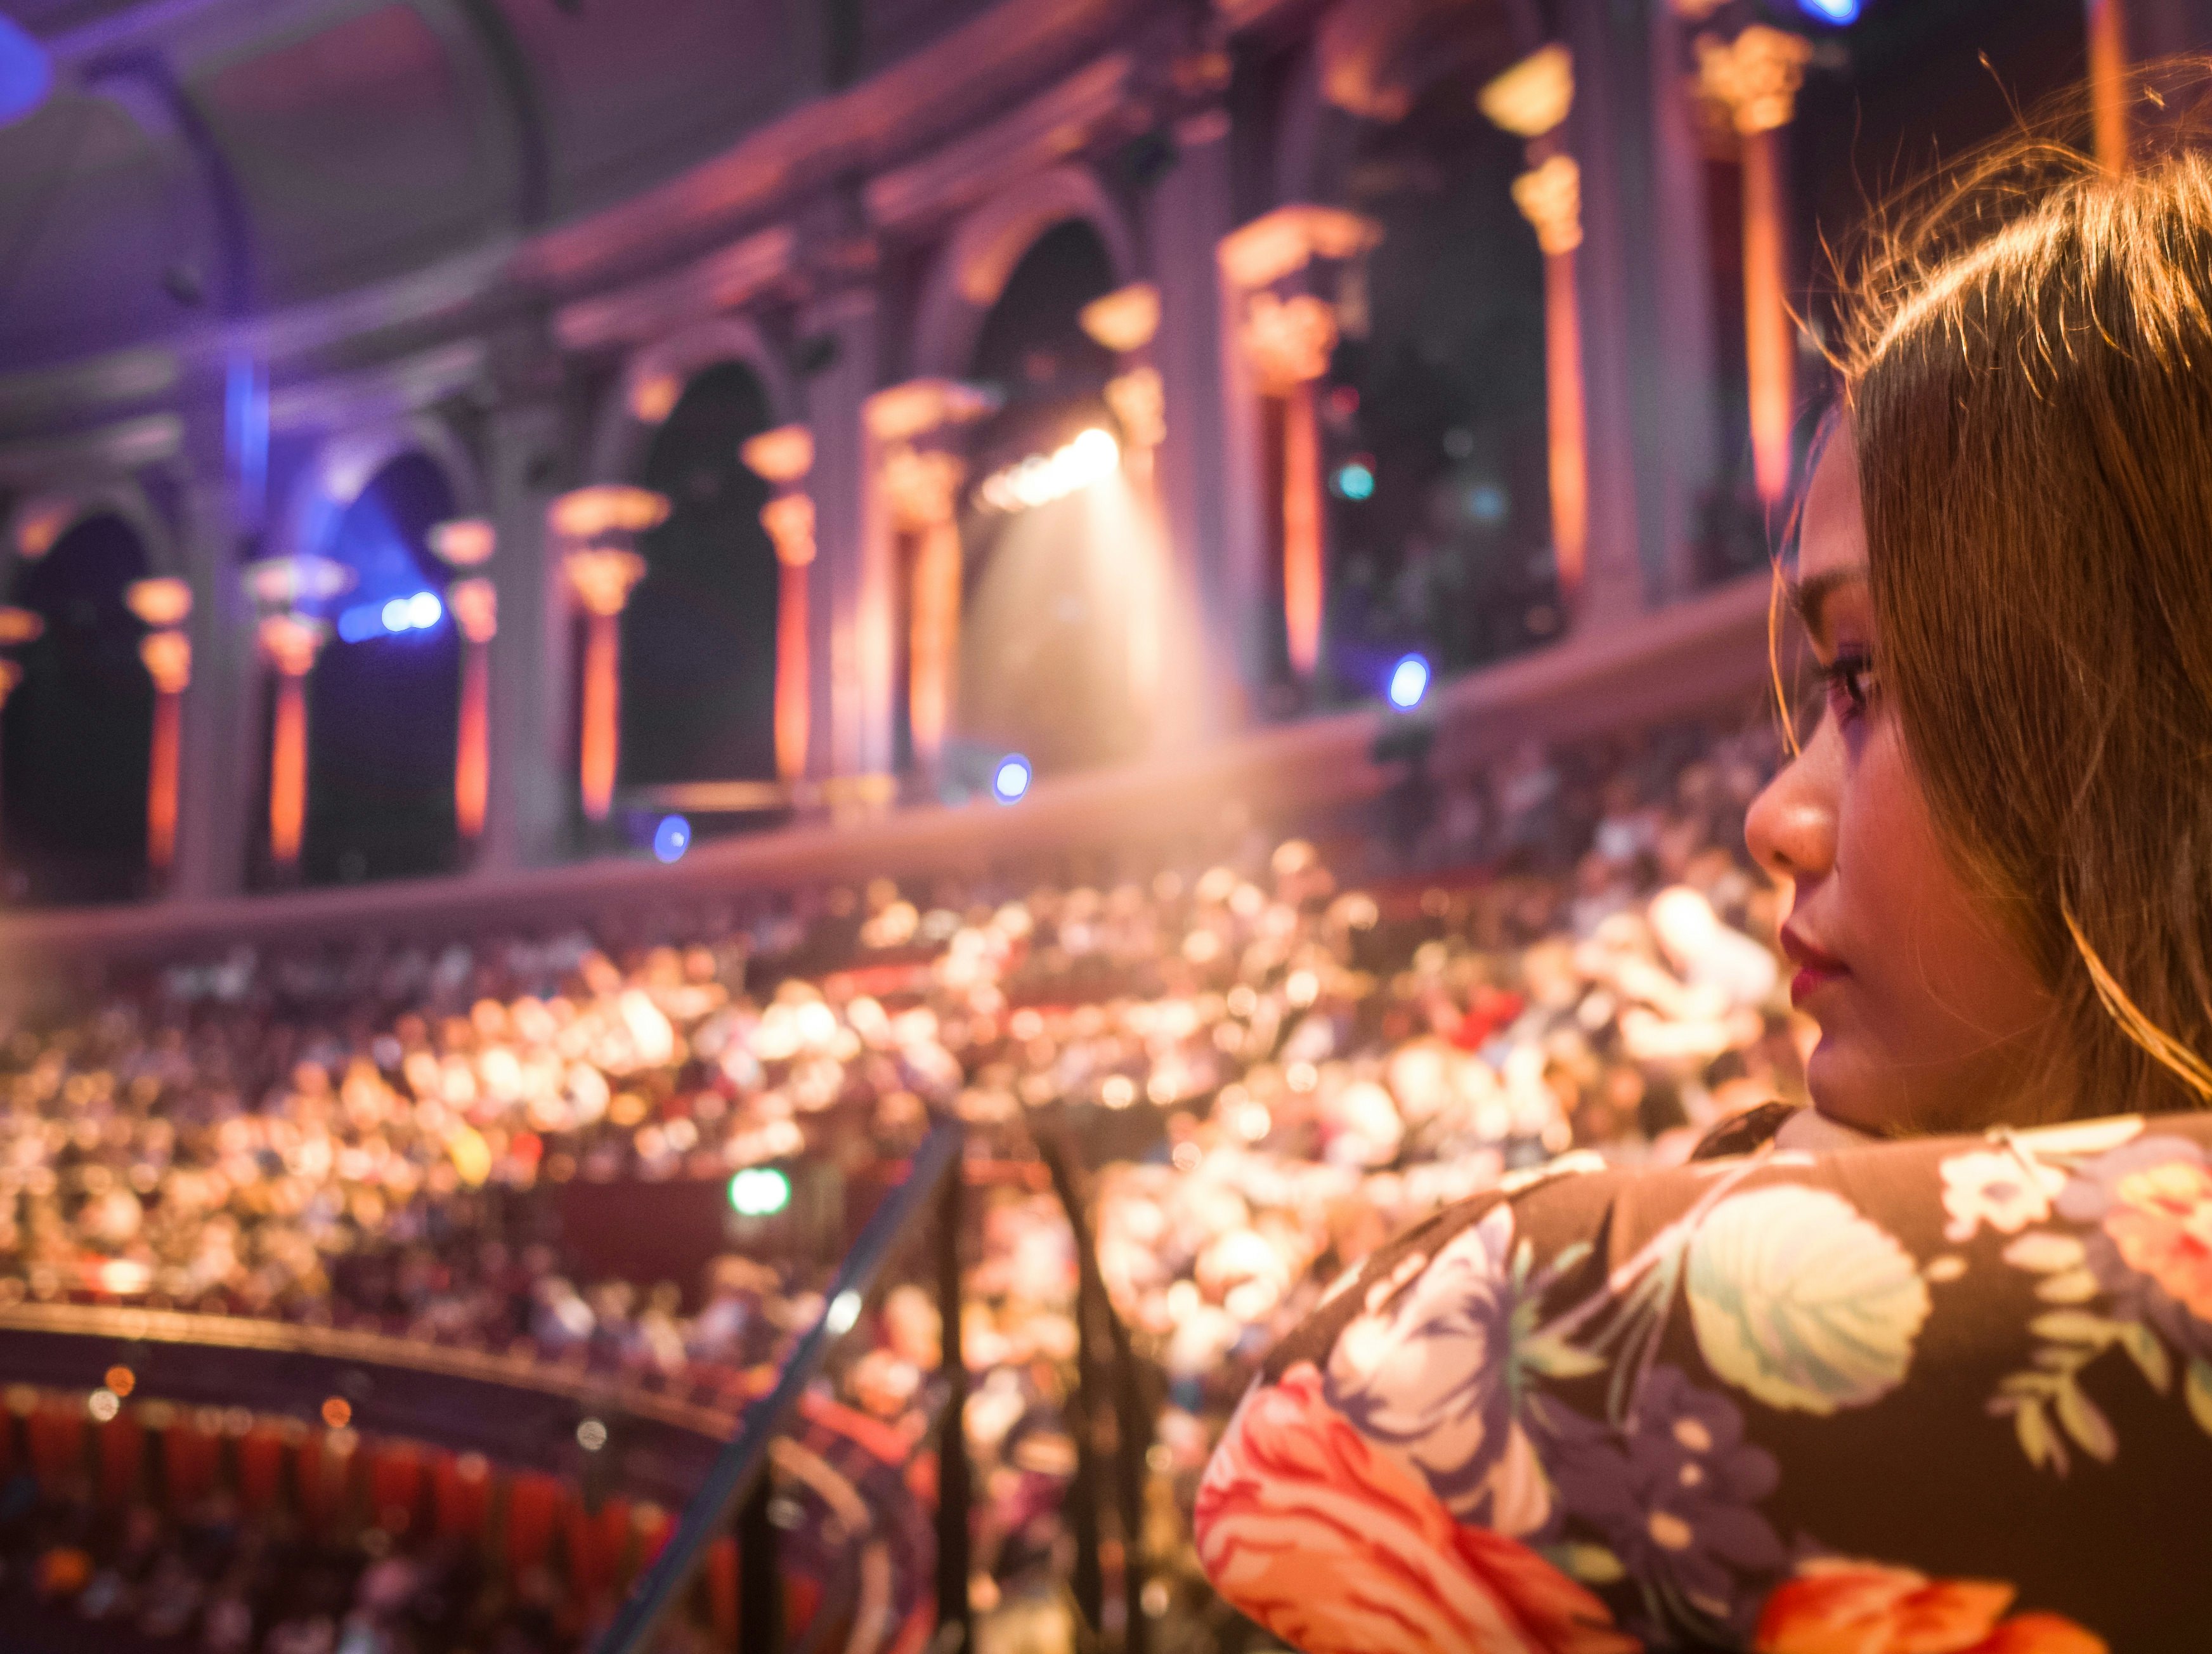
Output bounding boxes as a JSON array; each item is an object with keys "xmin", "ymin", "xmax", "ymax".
[{"xmin": 729, "ymin": 1166, "xmax": 792, "ymax": 1217}]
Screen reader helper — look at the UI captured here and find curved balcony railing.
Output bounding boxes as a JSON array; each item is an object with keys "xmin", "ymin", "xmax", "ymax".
[{"xmin": 0, "ymin": 1122, "xmax": 969, "ymax": 1654}]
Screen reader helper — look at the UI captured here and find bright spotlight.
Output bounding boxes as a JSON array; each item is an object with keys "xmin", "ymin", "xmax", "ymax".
[
  {"xmin": 407, "ymin": 591, "xmax": 443, "ymax": 628},
  {"xmin": 825, "ymin": 1289, "xmax": 862, "ymax": 1336},
  {"xmin": 1388, "ymin": 653, "xmax": 1431, "ymax": 711},
  {"xmin": 381, "ymin": 597, "xmax": 411, "ymax": 632},
  {"xmin": 1798, "ymin": 0, "xmax": 1859, "ymax": 19},
  {"xmin": 991, "ymin": 755, "xmax": 1032, "ymax": 804},
  {"xmin": 653, "ymin": 814, "xmax": 691, "ymax": 863},
  {"xmin": 0, "ymin": 17, "xmax": 53, "ymax": 129},
  {"xmin": 977, "ymin": 427, "xmax": 1121, "ymax": 513},
  {"xmin": 728, "ymin": 1165, "xmax": 792, "ymax": 1217}
]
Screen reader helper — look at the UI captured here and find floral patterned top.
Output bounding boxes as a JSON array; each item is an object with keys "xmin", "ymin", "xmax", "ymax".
[{"xmin": 1195, "ymin": 1110, "xmax": 2212, "ymax": 1653}]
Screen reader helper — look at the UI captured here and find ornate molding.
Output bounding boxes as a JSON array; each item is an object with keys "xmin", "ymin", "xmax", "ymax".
[
  {"xmin": 551, "ymin": 226, "xmax": 798, "ymax": 356},
  {"xmin": 1480, "ymin": 43, "xmax": 1574, "ymax": 140},
  {"xmin": 1218, "ymin": 204, "xmax": 1382, "ymax": 292},
  {"xmin": 863, "ymin": 379, "xmax": 998, "ymax": 446},
  {"xmin": 864, "ymin": 53, "xmax": 1137, "ymax": 233},
  {"xmin": 1242, "ymin": 292, "xmax": 1338, "ymax": 394},
  {"xmin": 1079, "ymin": 283, "xmax": 1162, "ymax": 355},
  {"xmin": 1696, "ymin": 27, "xmax": 1812, "ymax": 136},
  {"xmin": 0, "ymin": 415, "xmax": 183, "ymax": 490},
  {"xmin": 1513, "ymin": 155, "xmax": 1584, "ymax": 256}
]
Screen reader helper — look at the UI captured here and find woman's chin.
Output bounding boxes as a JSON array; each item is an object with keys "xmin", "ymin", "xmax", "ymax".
[{"xmin": 1800, "ymin": 1037, "xmax": 1905, "ymax": 1136}]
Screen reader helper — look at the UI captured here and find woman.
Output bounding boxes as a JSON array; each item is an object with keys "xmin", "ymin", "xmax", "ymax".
[{"xmin": 1196, "ymin": 138, "xmax": 2212, "ymax": 1652}]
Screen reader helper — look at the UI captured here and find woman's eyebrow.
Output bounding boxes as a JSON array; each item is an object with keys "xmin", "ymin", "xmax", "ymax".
[{"xmin": 1790, "ymin": 566, "xmax": 1870, "ymax": 648}]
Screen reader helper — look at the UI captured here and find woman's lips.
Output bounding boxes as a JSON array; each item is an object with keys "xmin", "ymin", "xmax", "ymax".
[{"xmin": 1781, "ymin": 927, "xmax": 1848, "ymax": 1007}]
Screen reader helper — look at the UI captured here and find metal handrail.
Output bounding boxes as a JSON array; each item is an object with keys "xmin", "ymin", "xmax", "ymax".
[{"xmin": 594, "ymin": 1119, "xmax": 966, "ymax": 1654}]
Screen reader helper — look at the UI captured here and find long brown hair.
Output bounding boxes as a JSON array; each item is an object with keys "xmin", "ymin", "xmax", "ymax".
[{"xmin": 1837, "ymin": 78, "xmax": 2212, "ymax": 1116}]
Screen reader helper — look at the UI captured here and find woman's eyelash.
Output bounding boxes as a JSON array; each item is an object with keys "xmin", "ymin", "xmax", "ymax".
[{"xmin": 1821, "ymin": 651, "xmax": 1875, "ymax": 715}]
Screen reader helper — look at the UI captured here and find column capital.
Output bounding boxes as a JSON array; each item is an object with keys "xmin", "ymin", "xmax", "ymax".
[
  {"xmin": 562, "ymin": 548, "xmax": 647, "ymax": 618},
  {"xmin": 1696, "ymin": 26, "xmax": 1812, "ymax": 136},
  {"xmin": 547, "ymin": 485, "xmax": 669, "ymax": 546},
  {"xmin": 881, "ymin": 448, "xmax": 965, "ymax": 534},
  {"xmin": 256, "ymin": 614, "xmax": 329, "ymax": 679},
  {"xmin": 1217, "ymin": 205, "xmax": 1381, "ymax": 292},
  {"xmin": 1513, "ymin": 155, "xmax": 1585, "ymax": 256},
  {"xmin": 863, "ymin": 379, "xmax": 997, "ymax": 446},
  {"xmin": 1242, "ymin": 292, "xmax": 1339, "ymax": 396},
  {"xmin": 1105, "ymin": 366, "xmax": 1167, "ymax": 450},
  {"xmin": 762, "ymin": 495, "xmax": 817, "ymax": 566},
  {"xmin": 1079, "ymin": 283, "xmax": 1162, "ymax": 355},
  {"xmin": 125, "ymin": 577, "xmax": 194, "ymax": 630},
  {"xmin": 1480, "ymin": 43, "xmax": 1575, "ymax": 140},
  {"xmin": 429, "ymin": 519, "xmax": 497, "ymax": 570},
  {"xmin": 741, "ymin": 424, "xmax": 816, "ymax": 486},
  {"xmin": 140, "ymin": 630, "xmax": 193, "ymax": 694},
  {"xmin": 449, "ymin": 577, "xmax": 499, "ymax": 644}
]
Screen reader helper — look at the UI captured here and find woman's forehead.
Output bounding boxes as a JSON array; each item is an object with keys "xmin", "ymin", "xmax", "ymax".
[{"xmin": 1800, "ymin": 424, "xmax": 1869, "ymax": 584}]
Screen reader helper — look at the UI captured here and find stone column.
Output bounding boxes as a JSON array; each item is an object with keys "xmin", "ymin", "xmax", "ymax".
[
  {"xmin": 739, "ymin": 425, "xmax": 817, "ymax": 785},
  {"xmin": 1646, "ymin": 0, "xmax": 1722, "ymax": 599},
  {"xmin": 1146, "ymin": 102, "xmax": 1244, "ymax": 736},
  {"xmin": 171, "ymin": 453, "xmax": 256, "ymax": 901},
  {"xmin": 1080, "ymin": 282, "xmax": 1173, "ymax": 741},
  {"xmin": 124, "ymin": 576, "xmax": 195, "ymax": 881},
  {"xmin": 2088, "ymin": 0, "xmax": 2130, "ymax": 174},
  {"xmin": 549, "ymin": 485, "xmax": 667, "ymax": 824},
  {"xmin": 863, "ymin": 379, "xmax": 994, "ymax": 776},
  {"xmin": 448, "ymin": 577, "xmax": 498, "ymax": 849},
  {"xmin": 802, "ymin": 290, "xmax": 887, "ymax": 783},
  {"xmin": 254, "ymin": 614, "xmax": 327, "ymax": 881},
  {"xmin": 481, "ymin": 398, "xmax": 564, "ymax": 871},
  {"xmin": 1481, "ymin": 46, "xmax": 1595, "ymax": 618},
  {"xmin": 1218, "ymin": 205, "xmax": 1379, "ymax": 690},
  {"xmin": 428, "ymin": 518, "xmax": 498, "ymax": 854},
  {"xmin": 1698, "ymin": 25, "xmax": 1812, "ymax": 510}
]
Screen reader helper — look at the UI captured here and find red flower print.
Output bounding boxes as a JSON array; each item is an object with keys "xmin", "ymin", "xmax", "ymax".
[
  {"xmin": 2103, "ymin": 1159, "xmax": 2212, "ymax": 1324},
  {"xmin": 1197, "ymin": 1362, "xmax": 1637, "ymax": 1654},
  {"xmin": 1754, "ymin": 1561, "xmax": 2105, "ymax": 1654}
]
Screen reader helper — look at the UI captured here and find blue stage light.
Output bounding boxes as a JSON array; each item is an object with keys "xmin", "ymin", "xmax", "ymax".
[
  {"xmin": 407, "ymin": 591, "xmax": 443, "ymax": 629},
  {"xmin": 1333, "ymin": 462, "xmax": 1376, "ymax": 501},
  {"xmin": 1799, "ymin": 0, "xmax": 1860, "ymax": 22},
  {"xmin": 992, "ymin": 755, "xmax": 1032, "ymax": 804},
  {"xmin": 1388, "ymin": 653, "xmax": 1431, "ymax": 710},
  {"xmin": 381, "ymin": 597, "xmax": 411, "ymax": 632},
  {"xmin": 653, "ymin": 814, "xmax": 691, "ymax": 863},
  {"xmin": 0, "ymin": 17, "xmax": 53, "ymax": 129}
]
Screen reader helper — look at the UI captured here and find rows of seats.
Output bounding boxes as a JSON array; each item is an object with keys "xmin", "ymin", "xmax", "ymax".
[{"xmin": 0, "ymin": 705, "xmax": 1792, "ymax": 1651}]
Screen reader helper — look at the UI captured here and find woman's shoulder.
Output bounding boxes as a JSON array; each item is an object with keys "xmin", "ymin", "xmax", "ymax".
[{"xmin": 1199, "ymin": 1109, "xmax": 2212, "ymax": 1653}]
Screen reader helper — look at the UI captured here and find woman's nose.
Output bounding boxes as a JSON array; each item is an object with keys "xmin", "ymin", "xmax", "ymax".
[{"xmin": 1746, "ymin": 733, "xmax": 1838, "ymax": 887}]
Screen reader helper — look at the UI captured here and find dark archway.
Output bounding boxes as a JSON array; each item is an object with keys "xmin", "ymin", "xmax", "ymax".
[
  {"xmin": 1326, "ymin": 79, "xmax": 1554, "ymax": 682},
  {"xmin": 954, "ymin": 218, "xmax": 1137, "ymax": 778},
  {"xmin": 0, "ymin": 514, "xmax": 153, "ymax": 906},
  {"xmin": 624, "ymin": 361, "xmax": 780, "ymax": 788},
  {"xmin": 302, "ymin": 452, "xmax": 461, "ymax": 885}
]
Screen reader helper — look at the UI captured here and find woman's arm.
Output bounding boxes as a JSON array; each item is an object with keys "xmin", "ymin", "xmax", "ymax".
[{"xmin": 1196, "ymin": 1112, "xmax": 2212, "ymax": 1653}]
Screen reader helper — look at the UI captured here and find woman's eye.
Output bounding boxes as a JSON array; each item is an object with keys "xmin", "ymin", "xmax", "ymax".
[{"xmin": 1821, "ymin": 653, "xmax": 1875, "ymax": 722}]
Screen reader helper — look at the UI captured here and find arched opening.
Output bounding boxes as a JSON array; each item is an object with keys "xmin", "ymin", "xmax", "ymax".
[
  {"xmin": 951, "ymin": 218, "xmax": 1139, "ymax": 778},
  {"xmin": 1326, "ymin": 79, "xmax": 1556, "ymax": 680},
  {"xmin": 301, "ymin": 452, "xmax": 462, "ymax": 885},
  {"xmin": 623, "ymin": 361, "xmax": 780, "ymax": 792},
  {"xmin": 0, "ymin": 513, "xmax": 153, "ymax": 905}
]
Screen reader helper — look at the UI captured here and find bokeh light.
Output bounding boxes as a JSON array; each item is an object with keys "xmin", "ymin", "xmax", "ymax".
[
  {"xmin": 653, "ymin": 815, "xmax": 691, "ymax": 863},
  {"xmin": 992, "ymin": 755, "xmax": 1032, "ymax": 804},
  {"xmin": 1388, "ymin": 653, "xmax": 1431, "ymax": 711}
]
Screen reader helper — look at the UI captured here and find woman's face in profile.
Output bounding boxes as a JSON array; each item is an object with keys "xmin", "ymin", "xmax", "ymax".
[{"xmin": 1745, "ymin": 422, "xmax": 2058, "ymax": 1133}]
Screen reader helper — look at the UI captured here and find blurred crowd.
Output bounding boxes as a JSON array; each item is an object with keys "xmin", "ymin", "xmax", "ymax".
[{"xmin": 0, "ymin": 708, "xmax": 1801, "ymax": 1653}]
